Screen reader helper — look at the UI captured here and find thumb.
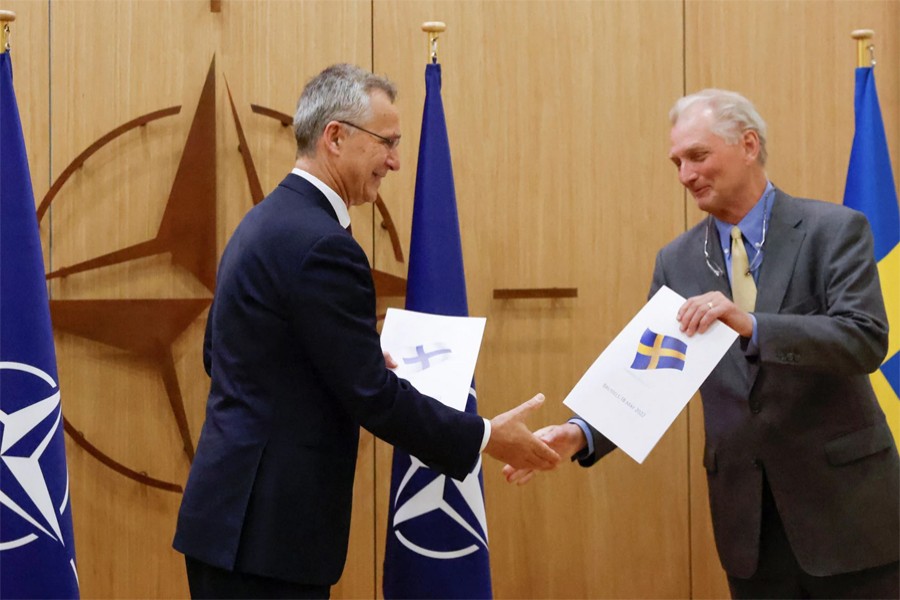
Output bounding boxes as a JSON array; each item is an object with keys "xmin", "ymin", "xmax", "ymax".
[{"xmin": 507, "ymin": 393, "xmax": 545, "ymax": 421}]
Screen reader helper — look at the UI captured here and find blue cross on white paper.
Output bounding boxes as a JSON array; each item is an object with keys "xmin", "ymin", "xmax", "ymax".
[{"xmin": 402, "ymin": 344, "xmax": 452, "ymax": 372}]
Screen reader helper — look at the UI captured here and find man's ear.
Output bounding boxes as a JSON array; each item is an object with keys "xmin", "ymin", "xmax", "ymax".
[
  {"xmin": 322, "ymin": 121, "xmax": 344, "ymax": 155},
  {"xmin": 742, "ymin": 129, "xmax": 760, "ymax": 164}
]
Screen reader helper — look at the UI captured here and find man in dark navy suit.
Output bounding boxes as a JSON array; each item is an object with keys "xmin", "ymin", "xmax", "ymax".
[{"xmin": 173, "ymin": 64, "xmax": 560, "ymax": 599}]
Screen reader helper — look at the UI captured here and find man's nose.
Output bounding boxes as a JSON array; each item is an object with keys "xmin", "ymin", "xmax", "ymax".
[
  {"xmin": 678, "ymin": 163, "xmax": 697, "ymax": 186},
  {"xmin": 386, "ymin": 148, "xmax": 400, "ymax": 171}
]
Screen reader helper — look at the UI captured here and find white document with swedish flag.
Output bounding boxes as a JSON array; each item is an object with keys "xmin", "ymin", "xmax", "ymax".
[{"xmin": 564, "ymin": 285, "xmax": 738, "ymax": 463}]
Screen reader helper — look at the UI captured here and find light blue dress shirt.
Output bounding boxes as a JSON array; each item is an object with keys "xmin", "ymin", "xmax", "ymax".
[{"xmin": 713, "ymin": 181, "xmax": 774, "ymax": 349}]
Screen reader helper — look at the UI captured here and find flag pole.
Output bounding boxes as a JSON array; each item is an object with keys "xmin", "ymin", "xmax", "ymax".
[
  {"xmin": 851, "ymin": 29, "xmax": 875, "ymax": 68},
  {"xmin": 0, "ymin": 10, "xmax": 15, "ymax": 54},
  {"xmin": 422, "ymin": 21, "xmax": 446, "ymax": 64}
]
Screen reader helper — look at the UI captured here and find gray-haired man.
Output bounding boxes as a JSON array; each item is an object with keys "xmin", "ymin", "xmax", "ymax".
[
  {"xmin": 507, "ymin": 89, "xmax": 899, "ymax": 599},
  {"xmin": 174, "ymin": 64, "xmax": 559, "ymax": 599}
]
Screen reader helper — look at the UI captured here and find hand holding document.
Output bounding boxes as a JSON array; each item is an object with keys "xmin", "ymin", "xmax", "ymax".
[
  {"xmin": 564, "ymin": 286, "xmax": 738, "ymax": 463},
  {"xmin": 380, "ymin": 308, "xmax": 486, "ymax": 411},
  {"xmin": 380, "ymin": 308, "xmax": 559, "ymax": 470}
]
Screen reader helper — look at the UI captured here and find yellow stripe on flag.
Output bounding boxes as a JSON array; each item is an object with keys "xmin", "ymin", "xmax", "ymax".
[
  {"xmin": 877, "ymin": 245, "xmax": 899, "ymax": 360},
  {"xmin": 875, "ymin": 245, "xmax": 899, "ymax": 447}
]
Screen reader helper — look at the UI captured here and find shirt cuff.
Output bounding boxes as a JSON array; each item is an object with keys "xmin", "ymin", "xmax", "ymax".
[
  {"xmin": 479, "ymin": 417, "xmax": 491, "ymax": 453},
  {"xmin": 567, "ymin": 418, "xmax": 594, "ymax": 460},
  {"xmin": 747, "ymin": 314, "xmax": 760, "ymax": 355}
]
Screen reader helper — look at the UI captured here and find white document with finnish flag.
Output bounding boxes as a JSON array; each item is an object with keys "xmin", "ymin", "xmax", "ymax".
[
  {"xmin": 564, "ymin": 285, "xmax": 739, "ymax": 463},
  {"xmin": 380, "ymin": 308, "xmax": 486, "ymax": 412}
]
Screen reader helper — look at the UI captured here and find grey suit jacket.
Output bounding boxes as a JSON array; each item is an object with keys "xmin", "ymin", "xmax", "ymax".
[{"xmin": 582, "ymin": 188, "xmax": 899, "ymax": 578}]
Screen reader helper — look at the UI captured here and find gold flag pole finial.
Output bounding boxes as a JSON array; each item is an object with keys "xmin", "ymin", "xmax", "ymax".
[
  {"xmin": 422, "ymin": 21, "xmax": 446, "ymax": 64},
  {"xmin": 1, "ymin": 10, "xmax": 16, "ymax": 54},
  {"xmin": 851, "ymin": 29, "xmax": 875, "ymax": 68}
]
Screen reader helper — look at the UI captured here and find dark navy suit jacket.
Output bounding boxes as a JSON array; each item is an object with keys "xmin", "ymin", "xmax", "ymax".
[
  {"xmin": 581, "ymin": 189, "xmax": 899, "ymax": 578},
  {"xmin": 173, "ymin": 174, "xmax": 484, "ymax": 585}
]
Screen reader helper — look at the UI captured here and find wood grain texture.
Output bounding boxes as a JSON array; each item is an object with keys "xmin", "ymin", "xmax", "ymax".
[
  {"xmin": 43, "ymin": 1, "xmax": 373, "ymax": 597},
  {"xmin": 373, "ymin": 1, "xmax": 688, "ymax": 598},
  {"xmin": 685, "ymin": 2, "xmax": 900, "ymax": 597},
  {"xmin": 8, "ymin": 0, "xmax": 897, "ymax": 597}
]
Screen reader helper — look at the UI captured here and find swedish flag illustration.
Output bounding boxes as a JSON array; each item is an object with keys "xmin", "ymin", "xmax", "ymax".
[{"xmin": 630, "ymin": 329, "xmax": 688, "ymax": 371}]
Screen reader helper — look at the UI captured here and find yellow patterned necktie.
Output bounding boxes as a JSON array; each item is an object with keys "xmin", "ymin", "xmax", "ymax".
[{"xmin": 730, "ymin": 226, "xmax": 757, "ymax": 311}]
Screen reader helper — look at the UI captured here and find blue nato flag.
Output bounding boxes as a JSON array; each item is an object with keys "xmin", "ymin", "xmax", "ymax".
[
  {"xmin": 0, "ymin": 51, "xmax": 79, "ymax": 598},
  {"xmin": 843, "ymin": 65, "xmax": 900, "ymax": 443},
  {"xmin": 382, "ymin": 62, "xmax": 493, "ymax": 599}
]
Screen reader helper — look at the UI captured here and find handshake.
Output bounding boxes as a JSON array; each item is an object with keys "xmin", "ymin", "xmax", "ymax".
[
  {"xmin": 382, "ymin": 353, "xmax": 585, "ymax": 484},
  {"xmin": 482, "ymin": 393, "xmax": 588, "ymax": 485}
]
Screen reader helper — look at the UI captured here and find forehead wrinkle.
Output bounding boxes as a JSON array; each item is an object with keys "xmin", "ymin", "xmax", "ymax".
[{"xmin": 669, "ymin": 139, "xmax": 710, "ymax": 161}]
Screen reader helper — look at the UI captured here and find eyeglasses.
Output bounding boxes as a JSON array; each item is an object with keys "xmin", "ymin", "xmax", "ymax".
[
  {"xmin": 337, "ymin": 120, "xmax": 401, "ymax": 151},
  {"xmin": 703, "ymin": 188, "xmax": 772, "ymax": 278}
]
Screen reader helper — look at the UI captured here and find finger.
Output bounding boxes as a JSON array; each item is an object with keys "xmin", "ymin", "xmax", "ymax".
[
  {"xmin": 685, "ymin": 301, "xmax": 710, "ymax": 336},
  {"xmin": 698, "ymin": 304, "xmax": 718, "ymax": 334},
  {"xmin": 505, "ymin": 393, "xmax": 545, "ymax": 420},
  {"xmin": 383, "ymin": 351, "xmax": 398, "ymax": 369},
  {"xmin": 505, "ymin": 466, "xmax": 532, "ymax": 484},
  {"xmin": 516, "ymin": 471, "xmax": 536, "ymax": 486},
  {"xmin": 677, "ymin": 300, "xmax": 694, "ymax": 321},
  {"xmin": 535, "ymin": 425, "xmax": 558, "ymax": 441},
  {"xmin": 531, "ymin": 442, "xmax": 561, "ymax": 469},
  {"xmin": 678, "ymin": 302, "xmax": 699, "ymax": 332}
]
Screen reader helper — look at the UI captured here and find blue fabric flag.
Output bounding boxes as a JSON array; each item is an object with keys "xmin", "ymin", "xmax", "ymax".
[
  {"xmin": 630, "ymin": 329, "xmax": 688, "ymax": 372},
  {"xmin": 843, "ymin": 66, "xmax": 900, "ymax": 444},
  {"xmin": 0, "ymin": 51, "xmax": 80, "ymax": 599},
  {"xmin": 382, "ymin": 63, "xmax": 493, "ymax": 599}
]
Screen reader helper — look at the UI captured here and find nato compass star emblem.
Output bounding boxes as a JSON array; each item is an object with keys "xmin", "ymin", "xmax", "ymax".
[
  {"xmin": 391, "ymin": 452, "xmax": 489, "ymax": 559},
  {"xmin": 36, "ymin": 57, "xmax": 409, "ymax": 493},
  {"xmin": 0, "ymin": 362, "xmax": 76, "ymax": 576}
]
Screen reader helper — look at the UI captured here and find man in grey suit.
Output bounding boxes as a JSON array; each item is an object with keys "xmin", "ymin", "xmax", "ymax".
[{"xmin": 506, "ymin": 89, "xmax": 899, "ymax": 598}]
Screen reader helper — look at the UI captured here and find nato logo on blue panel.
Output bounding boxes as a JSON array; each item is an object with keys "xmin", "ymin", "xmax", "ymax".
[{"xmin": 630, "ymin": 329, "xmax": 688, "ymax": 372}]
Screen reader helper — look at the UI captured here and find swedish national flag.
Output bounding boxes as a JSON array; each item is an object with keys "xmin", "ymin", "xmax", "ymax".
[
  {"xmin": 843, "ymin": 66, "xmax": 900, "ymax": 446},
  {"xmin": 630, "ymin": 329, "xmax": 688, "ymax": 372}
]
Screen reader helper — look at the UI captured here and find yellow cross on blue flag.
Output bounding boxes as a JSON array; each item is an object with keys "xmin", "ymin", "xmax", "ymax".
[
  {"xmin": 630, "ymin": 329, "xmax": 688, "ymax": 372},
  {"xmin": 843, "ymin": 66, "xmax": 900, "ymax": 445}
]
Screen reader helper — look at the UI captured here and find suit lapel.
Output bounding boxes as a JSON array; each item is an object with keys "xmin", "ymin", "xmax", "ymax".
[
  {"xmin": 755, "ymin": 189, "xmax": 806, "ymax": 314},
  {"xmin": 702, "ymin": 222, "xmax": 732, "ymax": 297}
]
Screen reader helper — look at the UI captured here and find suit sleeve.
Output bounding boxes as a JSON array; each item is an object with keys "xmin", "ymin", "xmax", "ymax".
[
  {"xmin": 573, "ymin": 251, "xmax": 672, "ymax": 468},
  {"xmin": 289, "ymin": 232, "xmax": 483, "ymax": 480},
  {"xmin": 755, "ymin": 210, "xmax": 889, "ymax": 374}
]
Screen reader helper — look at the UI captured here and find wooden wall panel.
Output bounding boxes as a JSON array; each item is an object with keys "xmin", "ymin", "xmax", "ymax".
[
  {"xmin": 214, "ymin": 3, "xmax": 375, "ymax": 594},
  {"xmin": 44, "ymin": 1, "xmax": 373, "ymax": 597},
  {"xmin": 373, "ymin": 1, "xmax": 688, "ymax": 598},
  {"xmin": 7, "ymin": 0, "xmax": 896, "ymax": 598},
  {"xmin": 686, "ymin": 1, "xmax": 900, "ymax": 598},
  {"xmin": 47, "ymin": 3, "xmax": 217, "ymax": 596},
  {"xmin": 4, "ymin": 0, "xmax": 48, "ymax": 204}
]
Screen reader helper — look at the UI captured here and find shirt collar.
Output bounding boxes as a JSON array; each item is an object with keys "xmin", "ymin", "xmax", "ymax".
[
  {"xmin": 290, "ymin": 167, "xmax": 351, "ymax": 229},
  {"xmin": 714, "ymin": 181, "xmax": 774, "ymax": 255}
]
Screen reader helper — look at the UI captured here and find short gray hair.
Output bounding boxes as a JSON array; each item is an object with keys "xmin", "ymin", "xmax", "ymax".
[
  {"xmin": 293, "ymin": 64, "xmax": 397, "ymax": 157},
  {"xmin": 669, "ymin": 89, "xmax": 768, "ymax": 165}
]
